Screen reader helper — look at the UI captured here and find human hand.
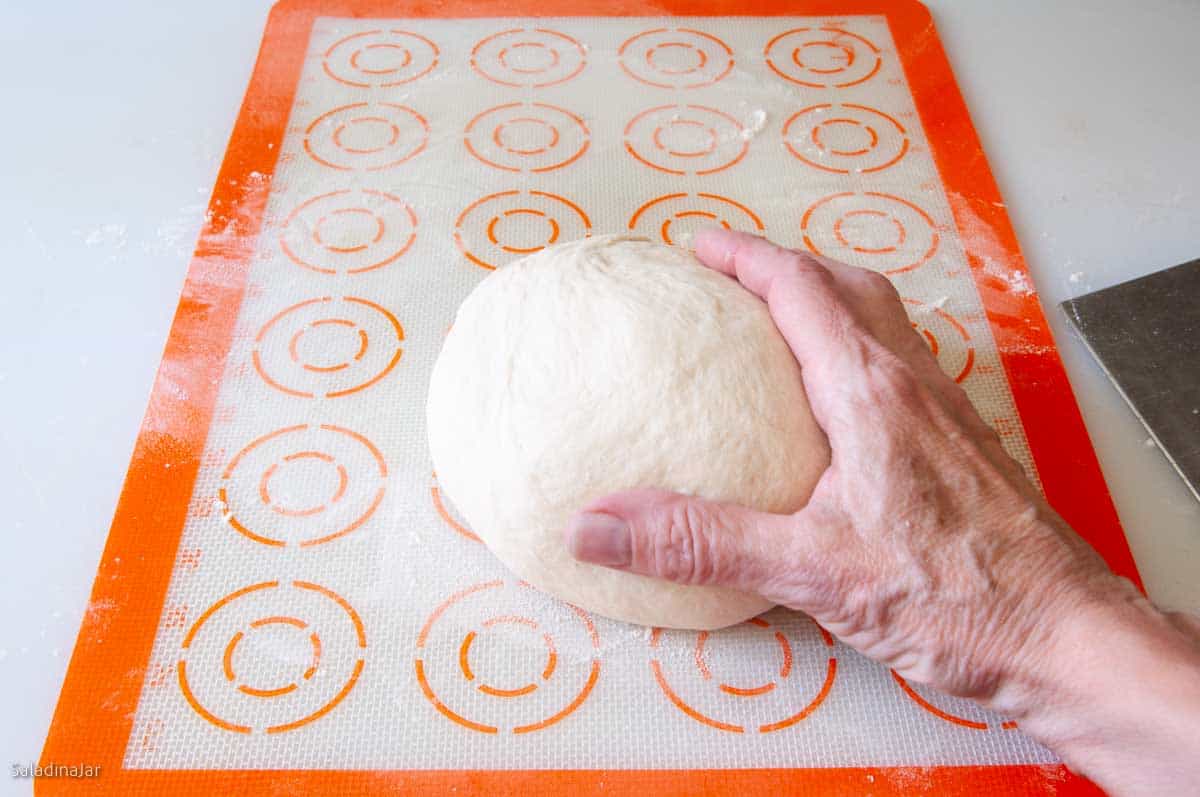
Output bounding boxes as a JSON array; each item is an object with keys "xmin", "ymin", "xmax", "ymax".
[{"xmin": 564, "ymin": 229, "xmax": 1200, "ymax": 794}]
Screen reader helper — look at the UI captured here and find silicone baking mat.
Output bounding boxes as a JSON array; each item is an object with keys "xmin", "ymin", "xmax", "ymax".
[{"xmin": 40, "ymin": 0, "xmax": 1140, "ymax": 794}]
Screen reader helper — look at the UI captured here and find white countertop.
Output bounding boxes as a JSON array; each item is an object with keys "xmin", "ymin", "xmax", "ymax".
[{"xmin": 1, "ymin": 0, "xmax": 1197, "ymax": 788}]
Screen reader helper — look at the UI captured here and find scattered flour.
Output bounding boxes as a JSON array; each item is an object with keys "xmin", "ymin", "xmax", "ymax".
[
  {"xmin": 740, "ymin": 108, "xmax": 768, "ymax": 140},
  {"xmin": 141, "ymin": 203, "xmax": 205, "ymax": 257},
  {"xmin": 83, "ymin": 223, "xmax": 127, "ymax": 249}
]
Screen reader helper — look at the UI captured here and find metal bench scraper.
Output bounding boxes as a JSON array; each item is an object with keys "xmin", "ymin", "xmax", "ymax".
[{"xmin": 1061, "ymin": 258, "xmax": 1200, "ymax": 502}]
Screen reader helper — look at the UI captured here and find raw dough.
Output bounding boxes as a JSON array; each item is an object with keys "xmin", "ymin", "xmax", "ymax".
[{"xmin": 426, "ymin": 235, "xmax": 829, "ymax": 629}]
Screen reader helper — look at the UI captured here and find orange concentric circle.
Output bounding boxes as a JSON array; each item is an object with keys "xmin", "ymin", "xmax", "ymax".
[
  {"xmin": 624, "ymin": 104, "xmax": 749, "ymax": 176},
  {"xmin": 783, "ymin": 103, "xmax": 909, "ymax": 174},
  {"xmin": 322, "ymin": 29, "xmax": 439, "ymax": 87},
  {"xmin": 902, "ymin": 298, "xmax": 976, "ymax": 383},
  {"xmin": 454, "ymin": 190, "xmax": 591, "ymax": 270},
  {"xmin": 178, "ymin": 580, "xmax": 366, "ymax": 734},
  {"xmin": 415, "ymin": 580, "xmax": 600, "ymax": 734},
  {"xmin": 628, "ymin": 192, "xmax": 764, "ymax": 247},
  {"xmin": 303, "ymin": 103, "xmax": 429, "ymax": 171},
  {"xmin": 650, "ymin": 614, "xmax": 836, "ymax": 733},
  {"xmin": 219, "ymin": 424, "xmax": 387, "ymax": 548},
  {"xmin": 619, "ymin": 28, "xmax": 733, "ymax": 89},
  {"xmin": 801, "ymin": 191, "xmax": 940, "ymax": 275},
  {"xmin": 764, "ymin": 27, "xmax": 882, "ymax": 88},
  {"xmin": 465, "ymin": 102, "xmax": 590, "ymax": 173},
  {"xmin": 431, "ymin": 471, "xmax": 480, "ymax": 543},
  {"xmin": 252, "ymin": 296, "xmax": 404, "ymax": 398},
  {"xmin": 892, "ymin": 671, "xmax": 1017, "ymax": 731},
  {"xmin": 471, "ymin": 28, "xmax": 586, "ymax": 88},
  {"xmin": 279, "ymin": 190, "xmax": 417, "ymax": 275}
]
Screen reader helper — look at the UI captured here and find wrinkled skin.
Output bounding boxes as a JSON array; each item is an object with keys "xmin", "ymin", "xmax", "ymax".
[{"xmin": 566, "ymin": 229, "xmax": 1200, "ymax": 796}]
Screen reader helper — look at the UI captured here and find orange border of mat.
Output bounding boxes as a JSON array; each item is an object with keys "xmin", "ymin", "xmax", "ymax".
[{"xmin": 39, "ymin": 0, "xmax": 1136, "ymax": 793}]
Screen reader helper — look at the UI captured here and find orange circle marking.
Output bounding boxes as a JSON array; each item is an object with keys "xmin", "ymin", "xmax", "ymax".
[
  {"xmin": 619, "ymin": 28, "xmax": 733, "ymax": 89},
  {"xmin": 647, "ymin": 42, "xmax": 707, "ymax": 74},
  {"xmin": 465, "ymin": 616, "xmax": 555, "ymax": 698},
  {"xmin": 625, "ymin": 104, "xmax": 747, "ymax": 175},
  {"xmin": 459, "ymin": 631, "xmax": 478, "ymax": 680},
  {"xmin": 286, "ymin": 318, "xmax": 366, "ymax": 374},
  {"xmin": 783, "ymin": 104, "xmax": 908, "ymax": 174},
  {"xmin": 776, "ymin": 631, "xmax": 794, "ymax": 677},
  {"xmin": 793, "ymin": 40, "xmax": 855, "ymax": 74},
  {"xmin": 498, "ymin": 41, "xmax": 559, "ymax": 73},
  {"xmin": 493, "ymin": 117, "xmax": 560, "ymax": 154},
  {"xmin": 257, "ymin": 452, "xmax": 346, "ymax": 517},
  {"xmin": 416, "ymin": 581, "xmax": 599, "ymax": 734},
  {"xmin": 219, "ymin": 424, "xmax": 387, "ymax": 548},
  {"xmin": 455, "ymin": 190, "xmax": 592, "ymax": 270},
  {"xmin": 811, "ymin": 118, "xmax": 878, "ymax": 156},
  {"xmin": 178, "ymin": 581, "xmax": 365, "ymax": 735},
  {"xmin": 652, "ymin": 119, "xmax": 717, "ymax": 157},
  {"xmin": 305, "ymin": 633, "xmax": 322, "ymax": 680},
  {"xmin": 765, "ymin": 27, "xmax": 882, "ymax": 88},
  {"xmin": 251, "ymin": 616, "xmax": 308, "ymax": 629},
  {"xmin": 323, "ymin": 29, "xmax": 438, "ymax": 87},
  {"xmin": 486, "ymin": 209, "xmax": 561, "ymax": 254},
  {"xmin": 629, "ymin": 192, "xmax": 764, "ymax": 247},
  {"xmin": 281, "ymin": 189, "xmax": 417, "ymax": 275},
  {"xmin": 304, "ymin": 103, "xmax": 429, "ymax": 171},
  {"xmin": 695, "ymin": 618, "xmax": 782, "ymax": 698},
  {"xmin": 922, "ymin": 329, "xmax": 940, "ymax": 354},
  {"xmin": 350, "ymin": 43, "xmax": 412, "ymax": 74},
  {"xmin": 479, "ymin": 681, "xmax": 538, "ymax": 698},
  {"xmin": 513, "ymin": 602, "xmax": 598, "ymax": 735},
  {"xmin": 660, "ymin": 212, "xmax": 727, "ymax": 246},
  {"xmin": 541, "ymin": 636, "xmax": 558, "ymax": 680},
  {"xmin": 833, "ymin": 209, "xmax": 905, "ymax": 253},
  {"xmin": 891, "ymin": 671, "xmax": 1016, "ymax": 730},
  {"xmin": 465, "ymin": 102, "xmax": 589, "ymax": 173},
  {"xmin": 650, "ymin": 616, "xmax": 836, "ymax": 733},
  {"xmin": 223, "ymin": 632, "xmax": 242, "ymax": 681},
  {"xmin": 313, "ymin": 208, "xmax": 386, "ymax": 253},
  {"xmin": 252, "ymin": 296, "xmax": 404, "ymax": 399},
  {"xmin": 332, "ymin": 116, "xmax": 400, "ymax": 154},
  {"xmin": 902, "ymin": 298, "xmax": 975, "ymax": 383},
  {"xmin": 471, "ymin": 28, "xmax": 586, "ymax": 88},
  {"xmin": 431, "ymin": 471, "xmax": 481, "ymax": 543},
  {"xmin": 222, "ymin": 617, "xmax": 317, "ymax": 698},
  {"xmin": 801, "ymin": 191, "xmax": 939, "ymax": 275}
]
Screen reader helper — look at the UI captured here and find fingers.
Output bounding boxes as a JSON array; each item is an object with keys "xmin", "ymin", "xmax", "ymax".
[
  {"xmin": 693, "ymin": 229, "xmax": 1005, "ymax": 455},
  {"xmin": 697, "ymin": 229, "xmax": 923, "ymax": 372},
  {"xmin": 695, "ymin": 227, "xmax": 831, "ymax": 299},
  {"xmin": 564, "ymin": 488, "xmax": 800, "ymax": 595},
  {"xmin": 693, "ymin": 228, "xmax": 874, "ymax": 382}
]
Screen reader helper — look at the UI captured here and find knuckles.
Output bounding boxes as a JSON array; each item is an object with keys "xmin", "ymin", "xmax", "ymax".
[
  {"xmin": 646, "ymin": 499, "xmax": 722, "ymax": 586},
  {"xmin": 860, "ymin": 269, "xmax": 902, "ymax": 303}
]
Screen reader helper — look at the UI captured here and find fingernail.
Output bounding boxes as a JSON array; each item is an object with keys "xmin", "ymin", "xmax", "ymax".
[{"xmin": 566, "ymin": 512, "xmax": 631, "ymax": 567}]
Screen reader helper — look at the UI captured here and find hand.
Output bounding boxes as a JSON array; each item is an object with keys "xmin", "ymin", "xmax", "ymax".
[{"xmin": 564, "ymin": 229, "xmax": 1200, "ymax": 795}]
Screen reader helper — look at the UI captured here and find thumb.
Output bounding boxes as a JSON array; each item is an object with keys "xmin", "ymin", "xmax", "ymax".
[{"xmin": 564, "ymin": 488, "xmax": 793, "ymax": 594}]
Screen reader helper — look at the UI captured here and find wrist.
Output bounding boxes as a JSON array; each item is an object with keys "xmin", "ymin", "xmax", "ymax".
[{"xmin": 992, "ymin": 578, "xmax": 1200, "ymax": 793}]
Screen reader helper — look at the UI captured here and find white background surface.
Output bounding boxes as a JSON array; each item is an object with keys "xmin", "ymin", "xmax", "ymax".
[{"xmin": 1, "ymin": 0, "xmax": 1197, "ymax": 790}]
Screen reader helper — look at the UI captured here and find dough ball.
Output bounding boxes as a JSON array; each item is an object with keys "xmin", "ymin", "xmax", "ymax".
[{"xmin": 427, "ymin": 235, "xmax": 829, "ymax": 629}]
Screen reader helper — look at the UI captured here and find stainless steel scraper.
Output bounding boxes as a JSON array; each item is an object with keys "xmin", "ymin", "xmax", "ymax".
[{"xmin": 1061, "ymin": 258, "xmax": 1200, "ymax": 503}]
